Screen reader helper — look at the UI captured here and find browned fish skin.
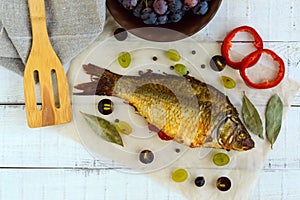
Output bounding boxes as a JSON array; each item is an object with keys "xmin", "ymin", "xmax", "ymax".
[{"xmin": 74, "ymin": 64, "xmax": 254, "ymax": 151}]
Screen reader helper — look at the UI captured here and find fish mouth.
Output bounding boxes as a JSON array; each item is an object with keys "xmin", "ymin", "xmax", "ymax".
[
  {"xmin": 242, "ymin": 138, "xmax": 255, "ymax": 150},
  {"xmin": 231, "ymin": 137, "xmax": 255, "ymax": 151}
]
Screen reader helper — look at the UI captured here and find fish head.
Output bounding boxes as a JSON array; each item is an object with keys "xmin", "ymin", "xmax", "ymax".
[{"xmin": 217, "ymin": 115, "xmax": 254, "ymax": 151}]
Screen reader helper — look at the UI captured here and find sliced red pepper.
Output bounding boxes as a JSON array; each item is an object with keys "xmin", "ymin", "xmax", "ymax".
[
  {"xmin": 239, "ymin": 49, "xmax": 285, "ymax": 89},
  {"xmin": 157, "ymin": 130, "xmax": 174, "ymax": 141},
  {"xmin": 221, "ymin": 26, "xmax": 264, "ymax": 70},
  {"xmin": 148, "ymin": 123, "xmax": 173, "ymax": 141}
]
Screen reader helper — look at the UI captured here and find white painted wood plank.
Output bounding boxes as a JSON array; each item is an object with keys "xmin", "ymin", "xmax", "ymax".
[
  {"xmin": 203, "ymin": 0, "xmax": 300, "ymax": 42},
  {"xmin": 0, "ymin": 106, "xmax": 110, "ymax": 168},
  {"xmin": 0, "ymin": 67, "xmax": 24, "ymax": 103},
  {"xmin": 0, "ymin": 169, "xmax": 181, "ymax": 200},
  {"xmin": 0, "ymin": 44, "xmax": 299, "ymax": 104},
  {"xmin": 0, "ymin": 105, "xmax": 299, "ymax": 199},
  {"xmin": 251, "ymin": 169, "xmax": 300, "ymax": 200},
  {"xmin": 0, "ymin": 168, "xmax": 298, "ymax": 200}
]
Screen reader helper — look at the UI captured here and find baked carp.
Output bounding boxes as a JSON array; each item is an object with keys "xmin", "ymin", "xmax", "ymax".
[{"xmin": 74, "ymin": 63, "xmax": 255, "ymax": 151}]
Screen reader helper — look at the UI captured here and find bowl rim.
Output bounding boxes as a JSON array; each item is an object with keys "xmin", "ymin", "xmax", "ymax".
[{"xmin": 107, "ymin": 0, "xmax": 222, "ymax": 42}]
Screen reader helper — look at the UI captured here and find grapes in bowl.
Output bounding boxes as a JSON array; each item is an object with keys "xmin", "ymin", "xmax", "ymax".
[{"xmin": 107, "ymin": 0, "xmax": 222, "ymax": 42}]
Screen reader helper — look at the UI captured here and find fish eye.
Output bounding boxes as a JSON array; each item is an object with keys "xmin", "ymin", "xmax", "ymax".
[{"xmin": 238, "ymin": 132, "xmax": 247, "ymax": 140}]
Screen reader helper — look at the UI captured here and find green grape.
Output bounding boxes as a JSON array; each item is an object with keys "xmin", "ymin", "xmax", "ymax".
[
  {"xmin": 118, "ymin": 52, "xmax": 131, "ymax": 68},
  {"xmin": 171, "ymin": 168, "xmax": 188, "ymax": 182},
  {"xmin": 115, "ymin": 121, "xmax": 132, "ymax": 135},
  {"xmin": 174, "ymin": 63, "xmax": 188, "ymax": 76},
  {"xmin": 212, "ymin": 153, "xmax": 230, "ymax": 166},
  {"xmin": 167, "ymin": 49, "xmax": 181, "ymax": 61},
  {"xmin": 221, "ymin": 76, "xmax": 236, "ymax": 89}
]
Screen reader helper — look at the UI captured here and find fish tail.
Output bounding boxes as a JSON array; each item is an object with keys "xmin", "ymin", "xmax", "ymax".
[{"xmin": 73, "ymin": 63, "xmax": 122, "ymax": 96}]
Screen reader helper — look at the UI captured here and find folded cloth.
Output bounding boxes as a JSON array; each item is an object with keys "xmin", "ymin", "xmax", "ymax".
[{"xmin": 0, "ymin": 0, "xmax": 106, "ymax": 76}]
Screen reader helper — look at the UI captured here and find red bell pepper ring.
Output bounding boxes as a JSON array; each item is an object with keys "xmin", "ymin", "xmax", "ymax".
[
  {"xmin": 221, "ymin": 26, "xmax": 264, "ymax": 70},
  {"xmin": 239, "ymin": 49, "xmax": 285, "ymax": 89}
]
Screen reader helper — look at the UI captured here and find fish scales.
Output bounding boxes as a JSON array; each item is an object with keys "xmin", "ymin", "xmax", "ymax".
[{"xmin": 74, "ymin": 64, "xmax": 255, "ymax": 151}]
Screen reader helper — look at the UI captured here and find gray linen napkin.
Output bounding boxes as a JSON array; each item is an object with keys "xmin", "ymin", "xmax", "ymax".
[{"xmin": 0, "ymin": 0, "xmax": 106, "ymax": 76}]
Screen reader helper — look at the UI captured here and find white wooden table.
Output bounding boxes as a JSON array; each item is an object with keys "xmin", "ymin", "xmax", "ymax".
[{"xmin": 1, "ymin": 0, "xmax": 300, "ymax": 199}]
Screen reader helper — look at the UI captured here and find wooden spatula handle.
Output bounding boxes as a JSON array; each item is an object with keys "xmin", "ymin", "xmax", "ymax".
[{"xmin": 28, "ymin": 0, "xmax": 50, "ymax": 44}]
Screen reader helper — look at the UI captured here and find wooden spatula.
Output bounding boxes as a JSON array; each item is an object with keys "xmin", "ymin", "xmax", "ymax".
[{"xmin": 24, "ymin": 0, "xmax": 72, "ymax": 128}]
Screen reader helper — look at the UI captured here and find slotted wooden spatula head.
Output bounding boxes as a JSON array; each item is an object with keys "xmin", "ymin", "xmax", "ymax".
[{"xmin": 24, "ymin": 0, "xmax": 72, "ymax": 128}]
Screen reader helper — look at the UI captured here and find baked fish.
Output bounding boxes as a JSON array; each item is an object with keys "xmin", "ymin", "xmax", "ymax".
[{"xmin": 74, "ymin": 63, "xmax": 255, "ymax": 151}]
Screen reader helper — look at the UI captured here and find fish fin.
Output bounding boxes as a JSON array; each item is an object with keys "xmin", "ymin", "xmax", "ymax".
[
  {"xmin": 73, "ymin": 81, "xmax": 98, "ymax": 95},
  {"xmin": 83, "ymin": 63, "xmax": 106, "ymax": 77},
  {"xmin": 74, "ymin": 64, "xmax": 122, "ymax": 96},
  {"xmin": 202, "ymin": 142, "xmax": 222, "ymax": 149},
  {"xmin": 125, "ymin": 101, "xmax": 140, "ymax": 114}
]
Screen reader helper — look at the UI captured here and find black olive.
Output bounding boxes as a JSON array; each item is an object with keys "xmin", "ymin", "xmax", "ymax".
[
  {"xmin": 98, "ymin": 99, "xmax": 114, "ymax": 115},
  {"xmin": 114, "ymin": 28, "xmax": 128, "ymax": 41},
  {"xmin": 216, "ymin": 176, "xmax": 231, "ymax": 191},
  {"xmin": 210, "ymin": 55, "xmax": 226, "ymax": 71},
  {"xmin": 139, "ymin": 150, "xmax": 154, "ymax": 164},
  {"xmin": 194, "ymin": 176, "xmax": 205, "ymax": 187}
]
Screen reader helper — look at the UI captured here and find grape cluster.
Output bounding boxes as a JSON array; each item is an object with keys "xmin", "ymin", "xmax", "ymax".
[{"xmin": 118, "ymin": 0, "xmax": 210, "ymax": 25}]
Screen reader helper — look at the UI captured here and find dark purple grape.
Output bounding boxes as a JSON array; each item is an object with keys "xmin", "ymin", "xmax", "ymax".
[
  {"xmin": 153, "ymin": 0, "xmax": 168, "ymax": 15},
  {"xmin": 182, "ymin": 4, "xmax": 191, "ymax": 11},
  {"xmin": 133, "ymin": 2, "xmax": 146, "ymax": 17},
  {"xmin": 184, "ymin": 0, "xmax": 198, "ymax": 8},
  {"xmin": 118, "ymin": 0, "xmax": 210, "ymax": 25},
  {"xmin": 193, "ymin": 1, "xmax": 209, "ymax": 15},
  {"xmin": 168, "ymin": 0, "xmax": 183, "ymax": 12},
  {"xmin": 169, "ymin": 10, "xmax": 183, "ymax": 23},
  {"xmin": 156, "ymin": 15, "xmax": 168, "ymax": 24},
  {"xmin": 143, "ymin": 13, "xmax": 157, "ymax": 24},
  {"xmin": 122, "ymin": 0, "xmax": 137, "ymax": 10},
  {"xmin": 147, "ymin": 0, "xmax": 155, "ymax": 7},
  {"xmin": 141, "ymin": 8, "xmax": 157, "ymax": 24},
  {"xmin": 141, "ymin": 7, "xmax": 153, "ymax": 19}
]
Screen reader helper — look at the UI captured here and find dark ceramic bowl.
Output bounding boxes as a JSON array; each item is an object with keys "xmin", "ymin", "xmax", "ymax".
[{"xmin": 107, "ymin": 0, "xmax": 222, "ymax": 42}]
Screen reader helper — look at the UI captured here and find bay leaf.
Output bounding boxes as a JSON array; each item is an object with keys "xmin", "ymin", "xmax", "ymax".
[
  {"xmin": 80, "ymin": 112, "xmax": 124, "ymax": 146},
  {"xmin": 265, "ymin": 94, "xmax": 283, "ymax": 149},
  {"xmin": 242, "ymin": 93, "xmax": 264, "ymax": 139}
]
